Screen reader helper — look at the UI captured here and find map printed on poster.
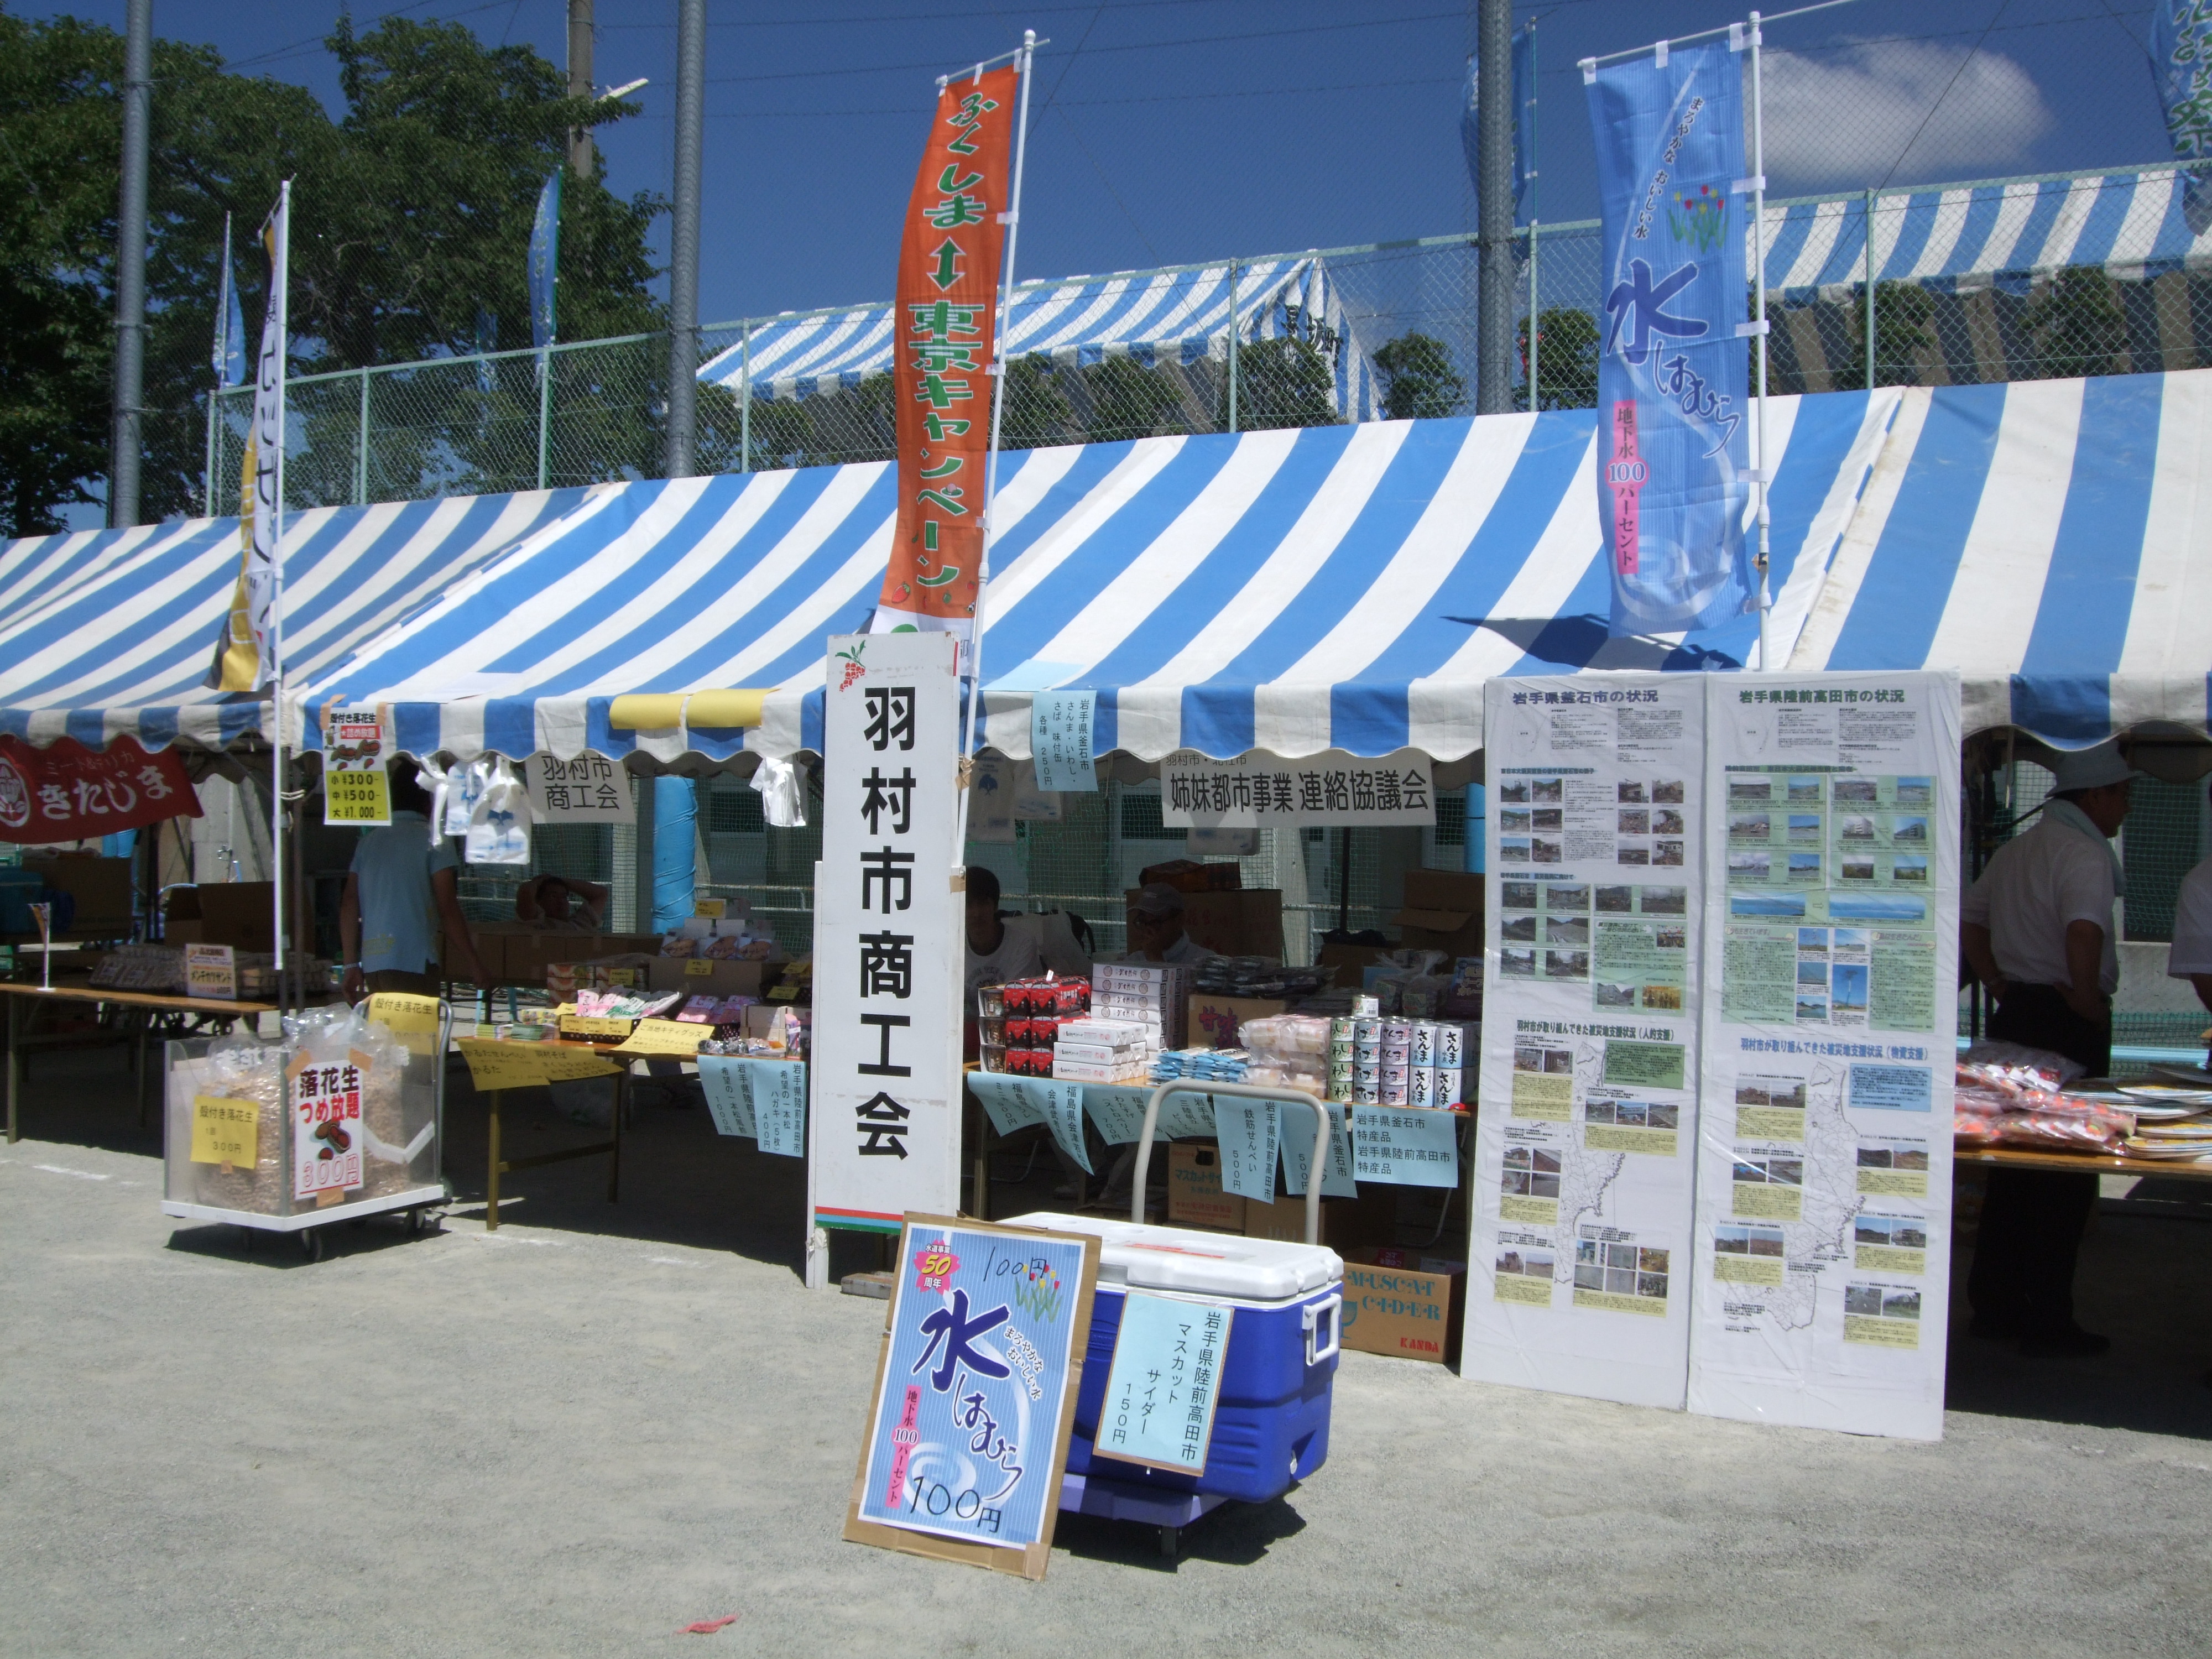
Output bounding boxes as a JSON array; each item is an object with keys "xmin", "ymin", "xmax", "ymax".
[
  {"xmin": 849, "ymin": 1219, "xmax": 1098, "ymax": 1572},
  {"xmin": 1687, "ymin": 672, "xmax": 1960, "ymax": 1442},
  {"xmin": 810, "ymin": 634, "xmax": 967, "ymax": 1234},
  {"xmin": 1468, "ymin": 674, "xmax": 1705, "ymax": 1410},
  {"xmin": 288, "ymin": 1050, "xmax": 368, "ymax": 1200}
]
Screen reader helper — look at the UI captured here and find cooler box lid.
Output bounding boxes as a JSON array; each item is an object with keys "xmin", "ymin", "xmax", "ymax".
[{"xmin": 1001, "ymin": 1211, "xmax": 1340, "ymax": 1301}]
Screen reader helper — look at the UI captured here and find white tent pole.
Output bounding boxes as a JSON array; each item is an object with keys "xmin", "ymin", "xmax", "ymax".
[
  {"xmin": 1750, "ymin": 13, "xmax": 1772, "ymax": 671},
  {"xmin": 271, "ymin": 178, "xmax": 291, "ymax": 993},
  {"xmin": 953, "ymin": 28, "xmax": 1036, "ymax": 854}
]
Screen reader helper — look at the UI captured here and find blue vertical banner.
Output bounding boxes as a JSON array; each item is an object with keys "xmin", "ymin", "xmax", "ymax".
[
  {"xmin": 529, "ymin": 170, "xmax": 562, "ymax": 350},
  {"xmin": 2153, "ymin": 1, "xmax": 2212, "ymax": 233},
  {"xmin": 211, "ymin": 218, "xmax": 246, "ymax": 389},
  {"xmin": 1587, "ymin": 41, "xmax": 1751, "ymax": 638},
  {"xmin": 1459, "ymin": 25, "xmax": 1540, "ymax": 228}
]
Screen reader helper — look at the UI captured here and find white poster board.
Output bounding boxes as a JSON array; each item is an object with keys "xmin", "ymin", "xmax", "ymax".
[
  {"xmin": 1686, "ymin": 671, "xmax": 1960, "ymax": 1441},
  {"xmin": 1466, "ymin": 673, "xmax": 1705, "ymax": 1409},
  {"xmin": 807, "ymin": 634, "xmax": 966, "ymax": 1235}
]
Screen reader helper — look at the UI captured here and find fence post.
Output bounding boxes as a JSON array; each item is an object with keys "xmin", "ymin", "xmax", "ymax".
[
  {"xmin": 1226, "ymin": 258, "xmax": 1240, "ymax": 434},
  {"xmin": 1527, "ymin": 222, "xmax": 1540, "ymax": 411},
  {"xmin": 204, "ymin": 388, "xmax": 217, "ymax": 519},
  {"xmin": 537, "ymin": 347, "xmax": 553, "ymax": 491},
  {"xmin": 355, "ymin": 367, "xmax": 371, "ymax": 506},
  {"xmin": 739, "ymin": 319, "xmax": 752, "ymax": 474},
  {"xmin": 1863, "ymin": 187, "xmax": 1877, "ymax": 390}
]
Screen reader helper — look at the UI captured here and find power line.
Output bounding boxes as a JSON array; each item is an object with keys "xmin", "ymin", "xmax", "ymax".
[{"xmin": 1876, "ymin": 0, "xmax": 2015, "ymax": 192}]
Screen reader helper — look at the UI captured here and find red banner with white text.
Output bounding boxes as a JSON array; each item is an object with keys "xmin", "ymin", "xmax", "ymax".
[
  {"xmin": 874, "ymin": 65, "xmax": 1021, "ymax": 640},
  {"xmin": 0, "ymin": 736, "xmax": 201, "ymax": 844}
]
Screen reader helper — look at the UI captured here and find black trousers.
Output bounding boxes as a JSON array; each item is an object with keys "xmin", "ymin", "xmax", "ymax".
[{"xmin": 1965, "ymin": 984, "xmax": 2107, "ymax": 1336}]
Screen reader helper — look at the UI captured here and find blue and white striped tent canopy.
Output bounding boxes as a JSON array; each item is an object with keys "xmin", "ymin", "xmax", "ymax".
[
  {"xmin": 301, "ymin": 388, "xmax": 1909, "ymax": 765},
  {"xmin": 0, "ymin": 487, "xmax": 591, "ymax": 751},
  {"xmin": 1791, "ymin": 368, "xmax": 2212, "ymax": 746},
  {"xmin": 1758, "ymin": 166, "xmax": 2212, "ymax": 301},
  {"xmin": 696, "ymin": 255, "xmax": 1379, "ymax": 420}
]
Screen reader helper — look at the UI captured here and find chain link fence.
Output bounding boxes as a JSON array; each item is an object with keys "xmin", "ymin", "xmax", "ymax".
[{"xmin": 185, "ymin": 159, "xmax": 2211, "ymax": 517}]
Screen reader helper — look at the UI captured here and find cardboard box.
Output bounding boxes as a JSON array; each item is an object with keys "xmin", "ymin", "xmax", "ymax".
[
  {"xmin": 1186, "ymin": 994, "xmax": 1286, "ymax": 1050},
  {"xmin": 1339, "ymin": 1247, "xmax": 1466, "ymax": 1365},
  {"xmin": 1138, "ymin": 859, "xmax": 1241, "ymax": 893},
  {"xmin": 1392, "ymin": 868, "xmax": 1484, "ymax": 957},
  {"xmin": 164, "ymin": 881, "xmax": 282, "ymax": 951},
  {"xmin": 1242, "ymin": 1188, "xmax": 1394, "ymax": 1250},
  {"xmin": 1176, "ymin": 888, "xmax": 1284, "ymax": 958},
  {"xmin": 34, "ymin": 858, "xmax": 134, "ymax": 939},
  {"xmin": 1167, "ymin": 1141, "xmax": 1245, "ymax": 1231},
  {"xmin": 1316, "ymin": 938, "xmax": 1392, "ymax": 978},
  {"xmin": 478, "ymin": 927, "xmax": 658, "ymax": 985},
  {"xmin": 644, "ymin": 957, "xmax": 768, "ymax": 998}
]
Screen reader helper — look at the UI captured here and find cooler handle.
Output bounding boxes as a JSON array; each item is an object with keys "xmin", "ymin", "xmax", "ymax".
[{"xmin": 1303, "ymin": 1293, "xmax": 1342, "ymax": 1366}]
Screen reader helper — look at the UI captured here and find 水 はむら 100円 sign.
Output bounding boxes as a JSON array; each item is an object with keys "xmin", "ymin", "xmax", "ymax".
[{"xmin": 809, "ymin": 633, "xmax": 966, "ymax": 1233}]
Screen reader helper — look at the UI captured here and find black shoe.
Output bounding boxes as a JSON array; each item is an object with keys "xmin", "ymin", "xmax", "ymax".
[
  {"xmin": 1968, "ymin": 1315, "xmax": 2023, "ymax": 1340},
  {"xmin": 2018, "ymin": 1326, "xmax": 2111, "ymax": 1358}
]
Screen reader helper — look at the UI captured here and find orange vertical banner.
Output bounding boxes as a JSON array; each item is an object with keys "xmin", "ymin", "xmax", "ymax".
[{"xmin": 877, "ymin": 66, "xmax": 1021, "ymax": 640}]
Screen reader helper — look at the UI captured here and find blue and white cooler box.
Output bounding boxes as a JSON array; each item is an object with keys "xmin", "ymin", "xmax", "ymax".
[{"xmin": 1004, "ymin": 1213, "xmax": 1342, "ymax": 1505}]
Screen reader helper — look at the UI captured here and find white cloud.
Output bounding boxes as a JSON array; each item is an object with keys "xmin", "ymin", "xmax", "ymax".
[{"xmin": 1760, "ymin": 40, "xmax": 2056, "ymax": 191}]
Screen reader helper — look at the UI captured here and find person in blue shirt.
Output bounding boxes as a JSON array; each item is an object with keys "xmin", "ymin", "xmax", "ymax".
[{"xmin": 338, "ymin": 766, "xmax": 487, "ymax": 1000}]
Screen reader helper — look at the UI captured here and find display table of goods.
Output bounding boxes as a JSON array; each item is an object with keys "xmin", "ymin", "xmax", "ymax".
[
  {"xmin": 163, "ymin": 1003, "xmax": 446, "ymax": 1258},
  {"xmin": 1954, "ymin": 1050, "xmax": 2212, "ymax": 1180}
]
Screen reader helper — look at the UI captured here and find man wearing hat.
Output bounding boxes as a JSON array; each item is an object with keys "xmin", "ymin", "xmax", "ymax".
[
  {"xmin": 1122, "ymin": 881, "xmax": 1219, "ymax": 967},
  {"xmin": 1959, "ymin": 739, "xmax": 2136, "ymax": 1357}
]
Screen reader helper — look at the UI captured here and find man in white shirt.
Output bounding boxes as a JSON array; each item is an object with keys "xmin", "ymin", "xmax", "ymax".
[
  {"xmin": 1959, "ymin": 739, "xmax": 2136, "ymax": 1358},
  {"xmin": 2165, "ymin": 806, "xmax": 2212, "ymax": 1013},
  {"xmin": 1120, "ymin": 881, "xmax": 1219, "ymax": 967},
  {"xmin": 963, "ymin": 866, "xmax": 1091, "ymax": 1012}
]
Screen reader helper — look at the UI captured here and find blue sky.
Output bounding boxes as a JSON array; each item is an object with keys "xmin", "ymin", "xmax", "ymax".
[{"xmin": 33, "ymin": 0, "xmax": 2184, "ymax": 326}]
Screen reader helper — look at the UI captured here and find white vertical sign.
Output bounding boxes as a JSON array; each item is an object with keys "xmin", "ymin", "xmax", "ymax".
[
  {"xmin": 1467, "ymin": 673, "xmax": 1706, "ymax": 1410},
  {"xmin": 1687, "ymin": 671, "xmax": 1960, "ymax": 1441},
  {"xmin": 808, "ymin": 633, "xmax": 965, "ymax": 1234}
]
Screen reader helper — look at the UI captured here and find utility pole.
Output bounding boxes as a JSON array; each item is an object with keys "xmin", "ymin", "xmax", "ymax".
[
  {"xmin": 566, "ymin": 0, "xmax": 594, "ymax": 179},
  {"xmin": 1476, "ymin": 0, "xmax": 1514, "ymax": 415},
  {"xmin": 110, "ymin": 0, "xmax": 152, "ymax": 526},
  {"xmin": 665, "ymin": 0, "xmax": 703, "ymax": 479}
]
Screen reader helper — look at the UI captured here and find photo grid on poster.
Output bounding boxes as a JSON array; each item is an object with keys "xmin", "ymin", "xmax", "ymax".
[
  {"xmin": 1469, "ymin": 676, "xmax": 1705, "ymax": 1410},
  {"xmin": 1686, "ymin": 674, "xmax": 1960, "ymax": 1441}
]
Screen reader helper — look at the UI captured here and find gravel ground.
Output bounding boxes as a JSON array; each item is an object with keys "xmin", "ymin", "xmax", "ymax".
[{"xmin": 2, "ymin": 1051, "xmax": 2209, "ymax": 1658}]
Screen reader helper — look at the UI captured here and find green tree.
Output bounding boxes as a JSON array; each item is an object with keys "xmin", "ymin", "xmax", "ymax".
[
  {"xmin": 1373, "ymin": 331, "xmax": 1466, "ymax": 420},
  {"xmin": 1516, "ymin": 307, "xmax": 1599, "ymax": 410},
  {"xmin": 2020, "ymin": 268, "xmax": 2130, "ymax": 382},
  {"xmin": 1225, "ymin": 304, "xmax": 1342, "ymax": 431},
  {"xmin": 1082, "ymin": 355, "xmax": 1191, "ymax": 444},
  {"xmin": 1000, "ymin": 354, "xmax": 1078, "ymax": 448},
  {"xmin": 0, "ymin": 9, "xmax": 663, "ymax": 528},
  {"xmin": 1824, "ymin": 280, "xmax": 1936, "ymax": 391}
]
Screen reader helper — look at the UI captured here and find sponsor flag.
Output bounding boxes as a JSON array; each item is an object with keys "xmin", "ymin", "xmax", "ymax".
[
  {"xmin": 205, "ymin": 194, "xmax": 289, "ymax": 692},
  {"xmin": 211, "ymin": 213, "xmax": 246, "ymax": 389},
  {"xmin": 874, "ymin": 66, "xmax": 1021, "ymax": 640},
  {"xmin": 2153, "ymin": 1, "xmax": 2212, "ymax": 233},
  {"xmin": 529, "ymin": 170, "xmax": 562, "ymax": 349},
  {"xmin": 1587, "ymin": 40, "xmax": 1751, "ymax": 638}
]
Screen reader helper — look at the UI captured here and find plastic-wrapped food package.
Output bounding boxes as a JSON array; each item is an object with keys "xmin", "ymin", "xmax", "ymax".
[
  {"xmin": 183, "ymin": 1034, "xmax": 291, "ymax": 1213},
  {"xmin": 1992, "ymin": 1104, "xmax": 2131, "ymax": 1153},
  {"xmin": 1959, "ymin": 1041, "xmax": 2084, "ymax": 1088},
  {"xmin": 1953, "ymin": 1105, "xmax": 2002, "ymax": 1146},
  {"xmin": 1238, "ymin": 1014, "xmax": 1331, "ymax": 1097}
]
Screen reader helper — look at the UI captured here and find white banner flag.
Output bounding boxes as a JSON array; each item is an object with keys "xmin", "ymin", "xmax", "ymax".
[
  {"xmin": 807, "ymin": 633, "xmax": 966, "ymax": 1234},
  {"xmin": 206, "ymin": 190, "xmax": 288, "ymax": 693}
]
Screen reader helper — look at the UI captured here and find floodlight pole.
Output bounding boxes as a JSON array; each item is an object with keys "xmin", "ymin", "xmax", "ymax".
[
  {"xmin": 1476, "ymin": 0, "xmax": 1514, "ymax": 413},
  {"xmin": 665, "ymin": 0, "xmax": 705, "ymax": 479},
  {"xmin": 109, "ymin": 0, "xmax": 151, "ymax": 528}
]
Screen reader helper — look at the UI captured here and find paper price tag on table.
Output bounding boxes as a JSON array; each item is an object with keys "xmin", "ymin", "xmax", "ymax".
[
  {"xmin": 967, "ymin": 1073, "xmax": 1090, "ymax": 1171},
  {"xmin": 1094, "ymin": 1291, "xmax": 1231, "ymax": 1475},
  {"xmin": 183, "ymin": 943, "xmax": 236, "ymax": 1001},
  {"xmin": 1277, "ymin": 1099, "xmax": 1358, "ymax": 1197},
  {"xmin": 558, "ymin": 1014, "xmax": 635, "ymax": 1040},
  {"xmin": 189, "ymin": 1094, "xmax": 258, "ymax": 1168},
  {"xmin": 1352, "ymin": 1104, "xmax": 1460, "ymax": 1187},
  {"xmin": 1215, "ymin": 1098, "xmax": 1280, "ymax": 1203},
  {"xmin": 611, "ymin": 1018, "xmax": 707, "ymax": 1057},
  {"xmin": 697, "ymin": 1056, "xmax": 806, "ymax": 1156},
  {"xmin": 364, "ymin": 991, "xmax": 442, "ymax": 1055},
  {"xmin": 684, "ymin": 957, "xmax": 716, "ymax": 977},
  {"xmin": 457, "ymin": 1039, "xmax": 620, "ymax": 1091}
]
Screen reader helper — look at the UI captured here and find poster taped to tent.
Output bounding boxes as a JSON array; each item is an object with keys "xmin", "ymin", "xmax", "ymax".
[
  {"xmin": 1467, "ymin": 672, "xmax": 1706, "ymax": 1409},
  {"xmin": 1686, "ymin": 671, "xmax": 1960, "ymax": 1441}
]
